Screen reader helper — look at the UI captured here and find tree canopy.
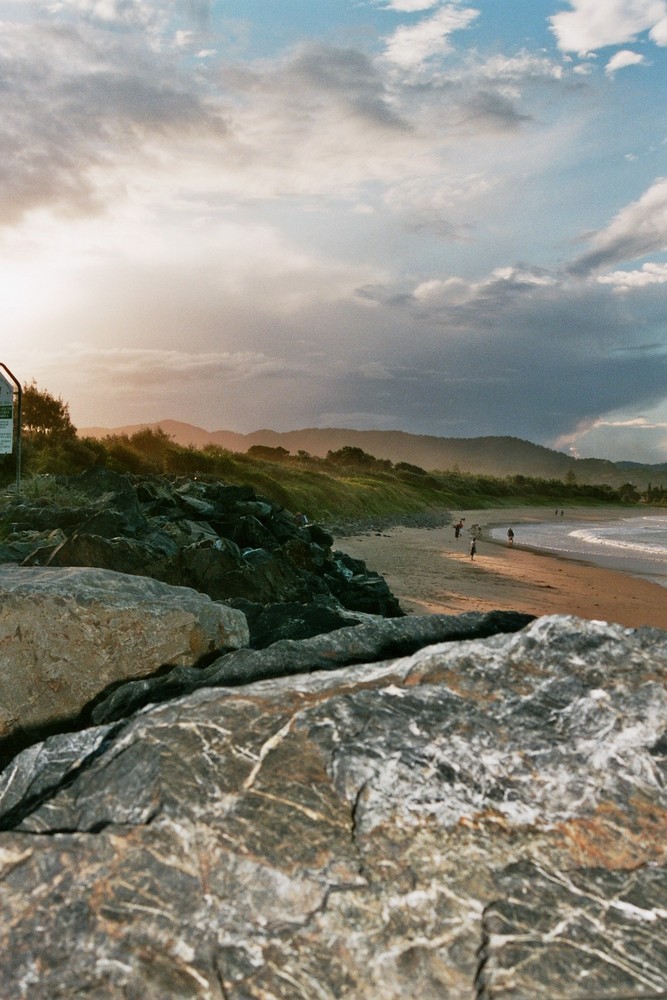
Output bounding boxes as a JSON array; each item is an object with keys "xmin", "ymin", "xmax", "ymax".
[{"xmin": 22, "ymin": 381, "xmax": 76, "ymax": 438}]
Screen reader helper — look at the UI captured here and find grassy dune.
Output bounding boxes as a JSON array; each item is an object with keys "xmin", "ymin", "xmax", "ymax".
[{"xmin": 1, "ymin": 428, "xmax": 632, "ymax": 530}]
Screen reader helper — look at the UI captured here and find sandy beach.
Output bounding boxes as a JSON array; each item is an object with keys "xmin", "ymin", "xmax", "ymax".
[{"xmin": 337, "ymin": 506, "xmax": 667, "ymax": 631}]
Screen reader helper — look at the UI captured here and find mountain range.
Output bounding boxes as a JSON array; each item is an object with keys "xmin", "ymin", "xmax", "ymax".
[{"xmin": 79, "ymin": 420, "xmax": 667, "ymax": 489}]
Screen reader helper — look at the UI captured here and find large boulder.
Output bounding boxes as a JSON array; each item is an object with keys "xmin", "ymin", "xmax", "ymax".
[
  {"xmin": 0, "ymin": 565, "xmax": 249, "ymax": 755},
  {"xmin": 1, "ymin": 615, "xmax": 666, "ymax": 998}
]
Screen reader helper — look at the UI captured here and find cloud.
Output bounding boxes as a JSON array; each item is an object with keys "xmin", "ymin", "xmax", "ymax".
[
  {"xmin": 605, "ymin": 49, "xmax": 646, "ymax": 74},
  {"xmin": 314, "ymin": 411, "xmax": 400, "ymax": 429},
  {"xmin": 651, "ymin": 15, "xmax": 667, "ymax": 42},
  {"xmin": 382, "ymin": 4, "xmax": 479, "ymax": 71},
  {"xmin": 555, "ymin": 409, "xmax": 667, "ymax": 462},
  {"xmin": 0, "ymin": 2, "xmax": 575, "ymax": 236},
  {"xmin": 378, "ymin": 0, "xmax": 441, "ymax": 10},
  {"xmin": 569, "ymin": 177, "xmax": 667, "ymax": 276},
  {"xmin": 4, "ymin": 1, "xmax": 666, "ymax": 460},
  {"xmin": 550, "ymin": 0, "xmax": 667, "ymax": 54},
  {"xmin": 339, "ymin": 259, "xmax": 667, "ymax": 454},
  {"xmin": 476, "ymin": 51, "xmax": 564, "ymax": 84},
  {"xmin": 0, "ymin": 17, "xmax": 226, "ymax": 227},
  {"xmin": 25, "ymin": 344, "xmax": 314, "ymax": 428},
  {"xmin": 39, "ymin": 345, "xmax": 297, "ymax": 384},
  {"xmin": 598, "ymin": 261, "xmax": 667, "ymax": 290},
  {"xmin": 412, "ymin": 266, "xmax": 558, "ymax": 309},
  {"xmin": 14, "ymin": 244, "xmax": 667, "ymax": 456},
  {"xmin": 47, "ymin": 0, "xmax": 156, "ymax": 28}
]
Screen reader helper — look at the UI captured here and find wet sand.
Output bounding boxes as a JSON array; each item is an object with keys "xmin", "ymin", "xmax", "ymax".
[{"xmin": 337, "ymin": 506, "xmax": 667, "ymax": 630}]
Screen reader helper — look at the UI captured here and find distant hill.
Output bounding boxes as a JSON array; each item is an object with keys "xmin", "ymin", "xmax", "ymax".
[{"xmin": 78, "ymin": 421, "xmax": 664, "ymax": 488}]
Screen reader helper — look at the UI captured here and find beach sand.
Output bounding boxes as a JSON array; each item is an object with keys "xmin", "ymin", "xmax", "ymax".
[{"xmin": 337, "ymin": 506, "xmax": 667, "ymax": 631}]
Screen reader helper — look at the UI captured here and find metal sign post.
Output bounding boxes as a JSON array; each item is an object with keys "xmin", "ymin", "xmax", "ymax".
[{"xmin": 0, "ymin": 364, "xmax": 22, "ymax": 494}]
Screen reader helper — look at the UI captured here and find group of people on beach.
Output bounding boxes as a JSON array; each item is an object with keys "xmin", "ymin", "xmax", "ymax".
[
  {"xmin": 453, "ymin": 517, "xmax": 485, "ymax": 560},
  {"xmin": 454, "ymin": 516, "xmax": 515, "ymax": 560}
]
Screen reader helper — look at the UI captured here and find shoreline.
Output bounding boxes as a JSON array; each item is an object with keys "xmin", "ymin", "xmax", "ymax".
[{"xmin": 337, "ymin": 506, "xmax": 667, "ymax": 631}]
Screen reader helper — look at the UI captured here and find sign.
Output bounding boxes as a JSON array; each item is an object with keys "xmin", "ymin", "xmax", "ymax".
[{"xmin": 0, "ymin": 370, "xmax": 14, "ymax": 454}]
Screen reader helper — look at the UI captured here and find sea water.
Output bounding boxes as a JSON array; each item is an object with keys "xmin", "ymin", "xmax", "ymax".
[{"xmin": 489, "ymin": 513, "xmax": 667, "ymax": 589}]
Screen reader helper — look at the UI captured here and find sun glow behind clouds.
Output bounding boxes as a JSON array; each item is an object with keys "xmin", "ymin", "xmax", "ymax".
[{"xmin": 0, "ymin": 249, "xmax": 77, "ymax": 334}]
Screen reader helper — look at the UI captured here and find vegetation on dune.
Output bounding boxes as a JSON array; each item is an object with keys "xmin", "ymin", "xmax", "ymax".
[{"xmin": 1, "ymin": 384, "xmax": 664, "ymax": 526}]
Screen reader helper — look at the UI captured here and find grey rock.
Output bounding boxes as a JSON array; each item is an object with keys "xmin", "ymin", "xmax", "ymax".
[
  {"xmin": 478, "ymin": 862, "xmax": 667, "ymax": 999},
  {"xmin": 0, "ymin": 616, "xmax": 666, "ymax": 998},
  {"xmin": 0, "ymin": 565, "xmax": 249, "ymax": 752}
]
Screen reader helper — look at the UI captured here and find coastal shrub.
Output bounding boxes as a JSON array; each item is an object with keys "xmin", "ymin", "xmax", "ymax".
[
  {"xmin": 104, "ymin": 438, "xmax": 158, "ymax": 475},
  {"xmin": 325, "ymin": 447, "xmax": 393, "ymax": 473},
  {"xmin": 395, "ymin": 462, "xmax": 428, "ymax": 476},
  {"xmin": 247, "ymin": 445, "xmax": 290, "ymax": 462},
  {"xmin": 18, "ymin": 475, "xmax": 90, "ymax": 508}
]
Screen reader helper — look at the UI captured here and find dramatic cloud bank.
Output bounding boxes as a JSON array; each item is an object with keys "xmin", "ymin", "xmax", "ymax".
[{"xmin": 1, "ymin": 0, "xmax": 667, "ymax": 461}]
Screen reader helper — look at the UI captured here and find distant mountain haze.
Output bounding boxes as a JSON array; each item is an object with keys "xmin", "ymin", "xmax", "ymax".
[{"xmin": 78, "ymin": 421, "xmax": 667, "ymax": 489}]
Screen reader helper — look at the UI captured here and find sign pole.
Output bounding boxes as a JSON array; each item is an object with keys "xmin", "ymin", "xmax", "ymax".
[{"xmin": 0, "ymin": 364, "xmax": 22, "ymax": 494}]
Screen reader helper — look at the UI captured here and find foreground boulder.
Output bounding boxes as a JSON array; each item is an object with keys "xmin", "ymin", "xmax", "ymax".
[
  {"xmin": 1, "ymin": 615, "xmax": 666, "ymax": 998},
  {"xmin": 0, "ymin": 564, "xmax": 248, "ymax": 754}
]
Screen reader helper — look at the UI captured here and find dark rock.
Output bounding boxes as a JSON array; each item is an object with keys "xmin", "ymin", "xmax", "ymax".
[
  {"xmin": 327, "ymin": 549, "xmax": 403, "ymax": 616},
  {"xmin": 2, "ymin": 471, "xmax": 404, "ymax": 616},
  {"xmin": 1, "ymin": 616, "xmax": 666, "ymax": 998},
  {"xmin": 236, "ymin": 596, "xmax": 373, "ymax": 649},
  {"xmin": 90, "ymin": 609, "xmax": 534, "ymax": 725},
  {"xmin": 68, "ymin": 466, "xmax": 147, "ymax": 534},
  {"xmin": 179, "ymin": 540, "xmax": 311, "ymax": 603},
  {"xmin": 232, "ymin": 513, "xmax": 278, "ymax": 550},
  {"xmin": 303, "ymin": 523, "xmax": 334, "ymax": 548},
  {"xmin": 44, "ymin": 532, "xmax": 174, "ymax": 581},
  {"xmin": 280, "ymin": 536, "xmax": 330, "ymax": 573},
  {"xmin": 76, "ymin": 507, "xmax": 135, "ymax": 539},
  {"xmin": 479, "ymin": 862, "xmax": 667, "ymax": 999}
]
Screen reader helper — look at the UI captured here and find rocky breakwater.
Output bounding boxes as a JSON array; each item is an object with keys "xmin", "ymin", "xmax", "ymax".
[
  {"xmin": 0, "ymin": 467, "xmax": 402, "ymax": 619},
  {"xmin": 0, "ymin": 465, "xmax": 409, "ymax": 759},
  {"xmin": 1, "ymin": 469, "xmax": 530, "ymax": 756},
  {"xmin": 1, "ymin": 614, "xmax": 667, "ymax": 998}
]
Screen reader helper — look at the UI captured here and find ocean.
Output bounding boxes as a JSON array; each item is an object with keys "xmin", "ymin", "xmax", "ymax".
[{"xmin": 489, "ymin": 513, "xmax": 667, "ymax": 590}]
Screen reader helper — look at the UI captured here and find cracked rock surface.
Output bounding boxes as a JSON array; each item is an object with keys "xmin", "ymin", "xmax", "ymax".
[{"xmin": 1, "ymin": 615, "xmax": 667, "ymax": 998}]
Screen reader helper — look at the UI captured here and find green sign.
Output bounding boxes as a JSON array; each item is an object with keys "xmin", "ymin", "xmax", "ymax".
[{"xmin": 0, "ymin": 374, "xmax": 13, "ymax": 453}]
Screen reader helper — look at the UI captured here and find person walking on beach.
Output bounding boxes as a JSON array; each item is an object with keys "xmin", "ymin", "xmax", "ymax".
[
  {"xmin": 507, "ymin": 527, "xmax": 514, "ymax": 546},
  {"xmin": 470, "ymin": 537, "xmax": 477, "ymax": 560}
]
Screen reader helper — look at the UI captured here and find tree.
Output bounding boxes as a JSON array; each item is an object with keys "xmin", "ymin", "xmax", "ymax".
[
  {"xmin": 326, "ymin": 446, "xmax": 392, "ymax": 471},
  {"xmin": 618, "ymin": 482, "xmax": 640, "ymax": 503},
  {"xmin": 22, "ymin": 381, "xmax": 76, "ymax": 438}
]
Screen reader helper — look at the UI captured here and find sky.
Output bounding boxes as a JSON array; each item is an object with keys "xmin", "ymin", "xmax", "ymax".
[{"xmin": 2, "ymin": 1, "xmax": 667, "ymax": 462}]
